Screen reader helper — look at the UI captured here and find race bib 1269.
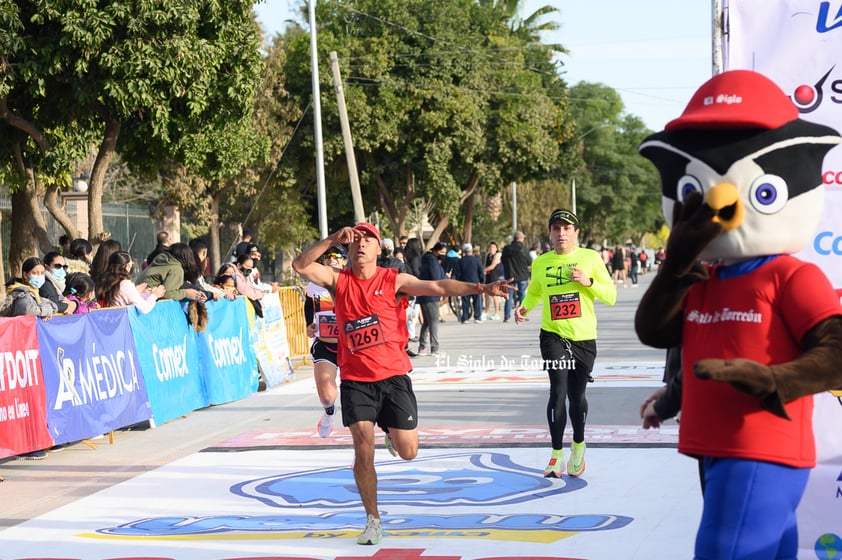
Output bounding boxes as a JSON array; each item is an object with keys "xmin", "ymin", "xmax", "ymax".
[{"xmin": 343, "ymin": 314, "xmax": 386, "ymax": 352}]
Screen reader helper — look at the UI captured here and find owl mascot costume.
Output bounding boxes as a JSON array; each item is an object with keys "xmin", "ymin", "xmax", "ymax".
[{"xmin": 637, "ymin": 69, "xmax": 842, "ymax": 559}]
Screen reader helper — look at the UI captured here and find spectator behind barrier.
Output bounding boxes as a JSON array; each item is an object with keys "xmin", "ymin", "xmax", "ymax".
[
  {"xmin": 66, "ymin": 238, "xmax": 93, "ymax": 275},
  {"xmin": 97, "ymin": 251, "xmax": 164, "ymax": 313},
  {"xmin": 90, "ymin": 239, "xmax": 123, "ymax": 288},
  {"xmin": 190, "ymin": 238, "xmax": 228, "ymax": 300},
  {"xmin": 62, "ymin": 273, "xmax": 98, "ymax": 314},
  {"xmin": 137, "ymin": 243, "xmax": 209, "ymax": 331},
  {"xmin": 136, "ymin": 243, "xmax": 207, "ymax": 302},
  {"xmin": 2, "ymin": 257, "xmax": 58, "ymax": 319},
  {"xmin": 40, "ymin": 251, "xmax": 78, "ymax": 314}
]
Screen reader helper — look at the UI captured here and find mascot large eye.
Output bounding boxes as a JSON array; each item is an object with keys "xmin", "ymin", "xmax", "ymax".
[
  {"xmin": 749, "ymin": 174, "xmax": 788, "ymax": 215},
  {"xmin": 676, "ymin": 175, "xmax": 704, "ymax": 203}
]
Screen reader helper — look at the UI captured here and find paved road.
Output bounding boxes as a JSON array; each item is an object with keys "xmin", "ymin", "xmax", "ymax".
[{"xmin": 0, "ymin": 270, "xmax": 701, "ymax": 559}]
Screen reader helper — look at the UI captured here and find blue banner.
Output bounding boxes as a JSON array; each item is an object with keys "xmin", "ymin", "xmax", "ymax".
[
  {"xmin": 127, "ymin": 301, "xmax": 207, "ymax": 425},
  {"xmin": 36, "ymin": 310, "xmax": 151, "ymax": 444},
  {"xmin": 197, "ymin": 298, "xmax": 259, "ymax": 404}
]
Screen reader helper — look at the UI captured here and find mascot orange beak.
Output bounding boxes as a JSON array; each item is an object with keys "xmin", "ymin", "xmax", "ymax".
[{"xmin": 704, "ymin": 183, "xmax": 744, "ymax": 231}]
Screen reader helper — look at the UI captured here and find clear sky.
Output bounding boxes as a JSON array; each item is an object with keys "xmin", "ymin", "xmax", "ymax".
[{"xmin": 253, "ymin": 0, "xmax": 714, "ymax": 132}]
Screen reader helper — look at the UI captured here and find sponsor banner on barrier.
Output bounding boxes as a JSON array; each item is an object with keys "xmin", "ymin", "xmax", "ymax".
[
  {"xmin": 36, "ymin": 310, "xmax": 151, "ymax": 444},
  {"xmin": 798, "ymin": 391, "xmax": 842, "ymax": 558},
  {"xmin": 248, "ymin": 293, "xmax": 294, "ymax": 388},
  {"xmin": 0, "ymin": 315, "xmax": 52, "ymax": 458},
  {"xmin": 725, "ymin": 3, "xmax": 842, "ymax": 556},
  {"xmin": 127, "ymin": 301, "xmax": 207, "ymax": 425},
  {"xmin": 727, "ymin": 0, "xmax": 842, "ymax": 286},
  {"xmin": 197, "ymin": 298, "xmax": 259, "ymax": 404}
]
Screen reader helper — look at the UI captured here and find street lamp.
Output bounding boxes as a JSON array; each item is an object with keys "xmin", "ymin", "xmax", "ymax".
[{"xmin": 571, "ymin": 123, "xmax": 612, "ymax": 213}]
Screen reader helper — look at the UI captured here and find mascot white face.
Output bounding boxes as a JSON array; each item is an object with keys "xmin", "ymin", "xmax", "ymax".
[{"xmin": 640, "ymin": 70, "xmax": 840, "ymax": 262}]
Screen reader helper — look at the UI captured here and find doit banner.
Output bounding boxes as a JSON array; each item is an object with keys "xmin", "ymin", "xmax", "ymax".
[
  {"xmin": 0, "ymin": 316, "xmax": 52, "ymax": 458},
  {"xmin": 36, "ymin": 310, "xmax": 151, "ymax": 444}
]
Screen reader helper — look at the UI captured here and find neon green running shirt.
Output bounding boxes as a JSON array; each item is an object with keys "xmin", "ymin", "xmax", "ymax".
[{"xmin": 520, "ymin": 246, "xmax": 617, "ymax": 340}]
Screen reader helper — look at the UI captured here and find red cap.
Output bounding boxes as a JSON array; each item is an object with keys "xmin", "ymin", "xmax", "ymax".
[
  {"xmin": 353, "ymin": 222, "xmax": 381, "ymax": 242},
  {"xmin": 666, "ymin": 70, "xmax": 798, "ymax": 131}
]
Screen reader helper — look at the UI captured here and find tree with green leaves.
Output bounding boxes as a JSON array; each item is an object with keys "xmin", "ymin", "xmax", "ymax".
[
  {"xmin": 1, "ymin": 0, "xmax": 265, "ymax": 276},
  {"xmin": 566, "ymin": 81, "xmax": 661, "ymax": 246},
  {"xmin": 279, "ymin": 0, "xmax": 575, "ymax": 246}
]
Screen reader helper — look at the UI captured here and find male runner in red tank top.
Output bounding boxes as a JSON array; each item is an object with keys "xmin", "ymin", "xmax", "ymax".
[{"xmin": 293, "ymin": 222, "xmax": 513, "ymax": 545}]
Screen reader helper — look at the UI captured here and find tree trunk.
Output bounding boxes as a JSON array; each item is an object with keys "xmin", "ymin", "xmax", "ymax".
[
  {"xmin": 463, "ymin": 192, "xmax": 474, "ymax": 245},
  {"xmin": 375, "ymin": 165, "xmax": 416, "ymax": 235},
  {"xmin": 426, "ymin": 214, "xmax": 449, "ymax": 249},
  {"xmin": 44, "ymin": 183, "xmax": 81, "ymax": 241},
  {"xmin": 9, "ymin": 185, "xmax": 44, "ymax": 277},
  {"xmin": 458, "ymin": 171, "xmax": 480, "ymax": 245},
  {"xmin": 88, "ymin": 110, "xmax": 121, "ymax": 242},
  {"xmin": 0, "ymin": 210, "xmax": 5, "ymax": 287},
  {"xmin": 210, "ymin": 193, "xmax": 222, "ymax": 274}
]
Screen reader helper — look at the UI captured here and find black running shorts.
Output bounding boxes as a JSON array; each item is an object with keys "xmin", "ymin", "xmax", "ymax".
[
  {"xmin": 340, "ymin": 374, "xmax": 418, "ymax": 430},
  {"xmin": 310, "ymin": 338, "xmax": 338, "ymax": 366}
]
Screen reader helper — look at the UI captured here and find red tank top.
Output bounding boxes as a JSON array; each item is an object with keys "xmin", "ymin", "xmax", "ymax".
[{"xmin": 335, "ymin": 267, "xmax": 411, "ymax": 381}]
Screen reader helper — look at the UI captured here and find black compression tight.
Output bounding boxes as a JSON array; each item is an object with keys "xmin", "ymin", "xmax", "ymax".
[{"xmin": 546, "ymin": 365, "xmax": 590, "ymax": 449}]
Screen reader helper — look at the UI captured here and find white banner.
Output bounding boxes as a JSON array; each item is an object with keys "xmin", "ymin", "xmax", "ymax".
[
  {"xmin": 727, "ymin": 0, "xmax": 842, "ymax": 287},
  {"xmin": 725, "ymin": 3, "xmax": 842, "ymax": 557}
]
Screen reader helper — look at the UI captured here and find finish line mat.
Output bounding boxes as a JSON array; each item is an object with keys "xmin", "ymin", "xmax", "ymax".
[
  {"xmin": 0, "ymin": 447, "xmax": 702, "ymax": 559},
  {"xmin": 210, "ymin": 424, "xmax": 679, "ymax": 450}
]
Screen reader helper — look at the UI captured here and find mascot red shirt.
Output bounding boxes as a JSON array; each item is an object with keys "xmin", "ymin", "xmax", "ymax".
[{"xmin": 637, "ymin": 70, "xmax": 842, "ymax": 559}]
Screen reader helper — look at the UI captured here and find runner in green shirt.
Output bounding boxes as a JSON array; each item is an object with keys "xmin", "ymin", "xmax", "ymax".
[{"xmin": 515, "ymin": 208, "xmax": 617, "ymax": 478}]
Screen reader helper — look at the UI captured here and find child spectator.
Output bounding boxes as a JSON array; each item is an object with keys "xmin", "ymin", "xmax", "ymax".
[
  {"xmin": 213, "ymin": 273, "xmax": 238, "ymax": 295},
  {"xmin": 63, "ymin": 273, "xmax": 98, "ymax": 314}
]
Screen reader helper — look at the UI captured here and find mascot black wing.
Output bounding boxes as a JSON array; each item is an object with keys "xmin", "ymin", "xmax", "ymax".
[{"xmin": 636, "ymin": 69, "xmax": 842, "ymax": 419}]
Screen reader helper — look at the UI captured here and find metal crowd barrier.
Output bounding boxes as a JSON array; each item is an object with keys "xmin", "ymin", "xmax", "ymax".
[{"xmin": 276, "ymin": 286, "xmax": 310, "ymax": 365}]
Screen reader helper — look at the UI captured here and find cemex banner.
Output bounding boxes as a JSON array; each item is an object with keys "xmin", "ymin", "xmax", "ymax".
[
  {"xmin": 196, "ymin": 297, "xmax": 259, "ymax": 404},
  {"xmin": 127, "ymin": 300, "xmax": 207, "ymax": 426},
  {"xmin": 36, "ymin": 309, "xmax": 151, "ymax": 445},
  {"xmin": 0, "ymin": 316, "xmax": 52, "ymax": 458}
]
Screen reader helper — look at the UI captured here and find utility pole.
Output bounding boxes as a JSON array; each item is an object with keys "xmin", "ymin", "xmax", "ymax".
[
  {"xmin": 308, "ymin": 0, "xmax": 328, "ymax": 238},
  {"xmin": 329, "ymin": 51, "xmax": 365, "ymax": 224}
]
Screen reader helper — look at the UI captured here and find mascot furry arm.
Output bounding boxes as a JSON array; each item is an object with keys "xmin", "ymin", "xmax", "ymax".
[{"xmin": 695, "ymin": 316, "xmax": 842, "ymax": 419}]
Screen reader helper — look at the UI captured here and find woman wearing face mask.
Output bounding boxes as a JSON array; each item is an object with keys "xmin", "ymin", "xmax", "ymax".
[
  {"xmin": 2, "ymin": 257, "xmax": 59, "ymax": 319},
  {"xmin": 39, "ymin": 252, "xmax": 79, "ymax": 314}
]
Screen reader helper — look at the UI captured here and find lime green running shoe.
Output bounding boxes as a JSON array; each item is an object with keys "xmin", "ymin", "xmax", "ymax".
[
  {"xmin": 543, "ymin": 449, "xmax": 564, "ymax": 478},
  {"xmin": 567, "ymin": 441, "xmax": 586, "ymax": 477}
]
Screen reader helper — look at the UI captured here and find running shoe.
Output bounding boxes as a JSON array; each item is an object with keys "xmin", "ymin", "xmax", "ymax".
[
  {"xmin": 15, "ymin": 450, "xmax": 47, "ymax": 461},
  {"xmin": 357, "ymin": 514, "xmax": 382, "ymax": 545},
  {"xmin": 567, "ymin": 441, "xmax": 586, "ymax": 477},
  {"xmin": 317, "ymin": 413, "xmax": 334, "ymax": 438},
  {"xmin": 543, "ymin": 450, "xmax": 564, "ymax": 478},
  {"xmin": 384, "ymin": 432, "xmax": 398, "ymax": 457}
]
